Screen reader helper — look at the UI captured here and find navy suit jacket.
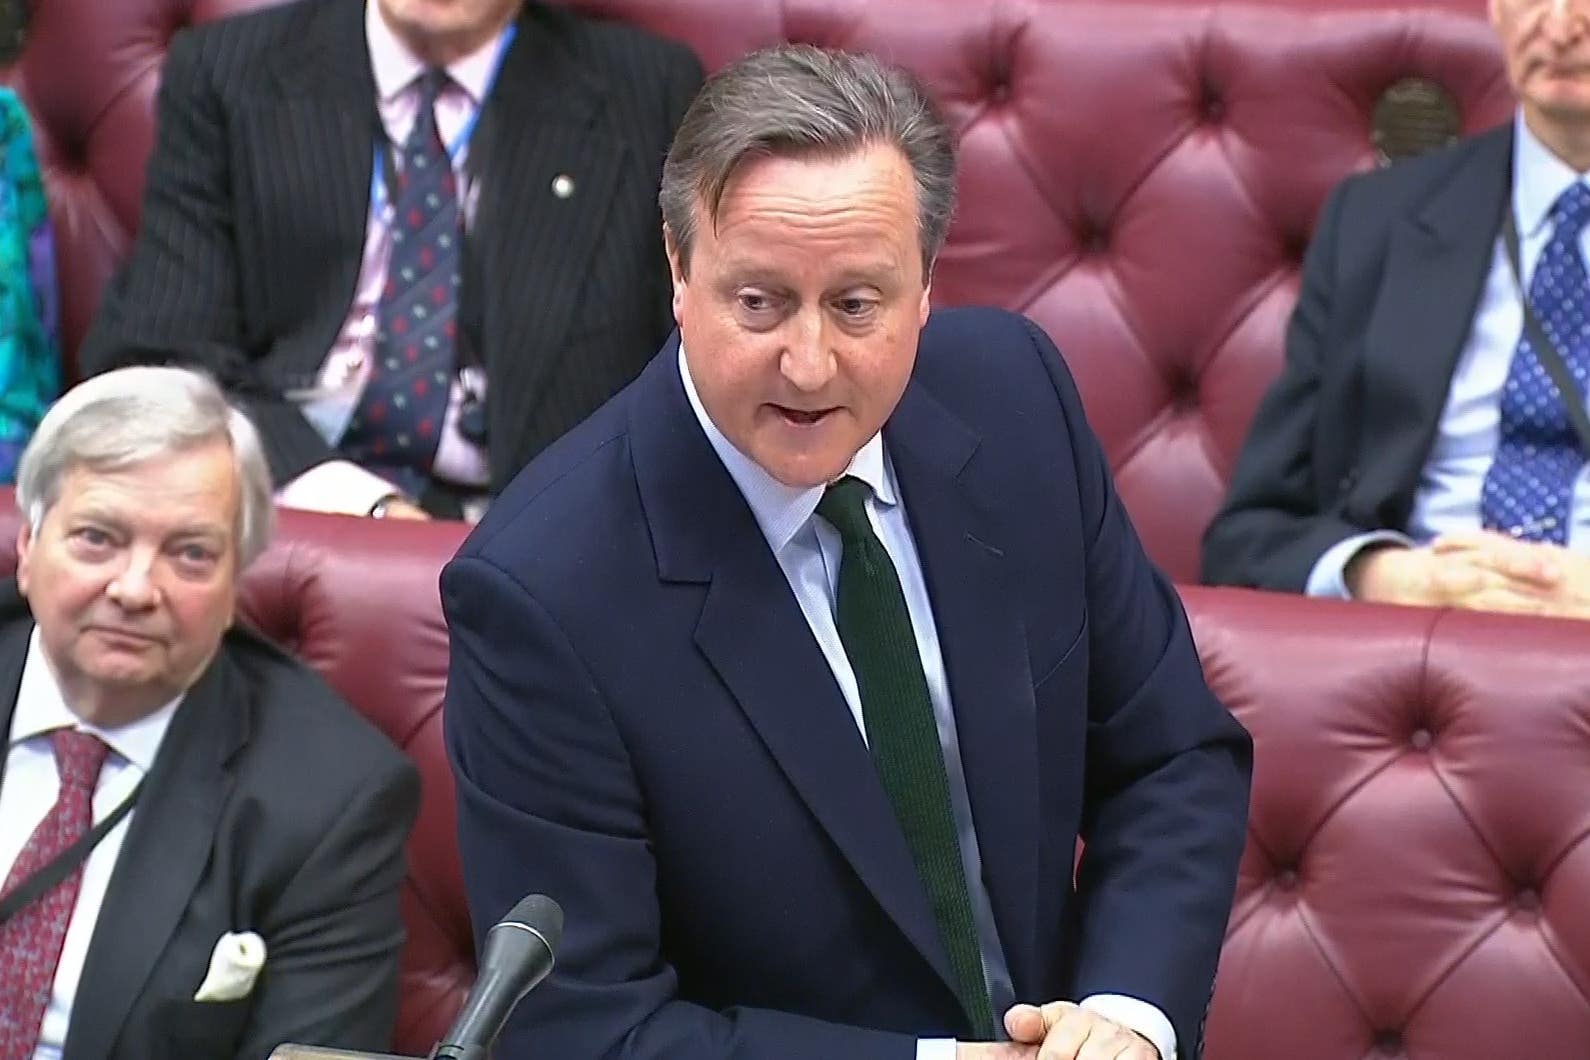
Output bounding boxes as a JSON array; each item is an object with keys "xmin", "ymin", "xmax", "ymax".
[
  {"xmin": 443, "ymin": 306, "xmax": 1251, "ymax": 1059},
  {"xmin": 1203, "ymin": 126, "xmax": 1513, "ymax": 590}
]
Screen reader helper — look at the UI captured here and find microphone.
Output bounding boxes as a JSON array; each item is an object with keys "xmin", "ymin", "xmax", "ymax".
[
  {"xmin": 428, "ymin": 893, "xmax": 564, "ymax": 1060},
  {"xmin": 268, "ymin": 893, "xmax": 563, "ymax": 1060}
]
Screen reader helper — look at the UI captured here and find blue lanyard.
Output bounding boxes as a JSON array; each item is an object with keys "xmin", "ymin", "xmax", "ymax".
[{"xmin": 370, "ymin": 22, "xmax": 518, "ymax": 215}]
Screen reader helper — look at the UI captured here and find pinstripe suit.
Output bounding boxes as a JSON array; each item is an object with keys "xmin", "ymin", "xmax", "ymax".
[{"xmin": 81, "ymin": 0, "xmax": 703, "ymax": 492}]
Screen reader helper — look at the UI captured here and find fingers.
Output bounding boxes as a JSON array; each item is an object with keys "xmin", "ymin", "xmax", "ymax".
[
  {"xmin": 1002, "ymin": 1002, "xmax": 1157, "ymax": 1060},
  {"xmin": 1074, "ymin": 1023, "xmax": 1158, "ymax": 1060},
  {"xmin": 1034, "ymin": 1005, "xmax": 1090, "ymax": 1060},
  {"xmin": 1431, "ymin": 533, "xmax": 1562, "ymax": 588}
]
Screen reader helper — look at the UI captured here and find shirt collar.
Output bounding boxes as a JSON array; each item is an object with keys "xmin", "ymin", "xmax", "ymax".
[
  {"xmin": 366, "ymin": 0, "xmax": 508, "ymax": 107},
  {"xmin": 677, "ymin": 345, "xmax": 896, "ymax": 554},
  {"xmin": 1513, "ymin": 110, "xmax": 1590, "ymax": 238},
  {"xmin": 8, "ymin": 627, "xmax": 183, "ymax": 774}
]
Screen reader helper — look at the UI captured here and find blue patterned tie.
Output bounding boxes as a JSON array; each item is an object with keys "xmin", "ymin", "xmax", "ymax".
[
  {"xmin": 1480, "ymin": 182, "xmax": 1590, "ymax": 544},
  {"xmin": 343, "ymin": 68, "xmax": 459, "ymax": 495}
]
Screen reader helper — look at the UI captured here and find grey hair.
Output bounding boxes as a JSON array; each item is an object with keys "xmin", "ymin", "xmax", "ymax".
[
  {"xmin": 659, "ymin": 44, "xmax": 957, "ymax": 279},
  {"xmin": 16, "ymin": 366, "xmax": 275, "ymax": 568}
]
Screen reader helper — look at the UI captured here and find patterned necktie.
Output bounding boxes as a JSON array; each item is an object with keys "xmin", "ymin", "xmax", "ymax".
[
  {"xmin": 343, "ymin": 68, "xmax": 461, "ymax": 496},
  {"xmin": 816, "ymin": 477, "xmax": 996, "ymax": 1038},
  {"xmin": 0, "ymin": 730, "xmax": 111, "ymax": 1060},
  {"xmin": 1480, "ymin": 182, "xmax": 1590, "ymax": 544}
]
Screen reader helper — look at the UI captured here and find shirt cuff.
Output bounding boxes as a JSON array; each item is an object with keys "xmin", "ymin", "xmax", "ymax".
[
  {"xmin": 275, "ymin": 460, "xmax": 398, "ymax": 517},
  {"xmin": 1079, "ymin": 994, "xmax": 1176, "ymax": 1060},
  {"xmin": 916, "ymin": 1039, "xmax": 958, "ymax": 1060},
  {"xmin": 1305, "ymin": 530, "xmax": 1416, "ymax": 599}
]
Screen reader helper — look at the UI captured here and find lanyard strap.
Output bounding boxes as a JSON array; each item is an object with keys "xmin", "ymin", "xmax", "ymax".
[
  {"xmin": 0, "ymin": 778, "xmax": 143, "ymax": 928},
  {"xmin": 370, "ymin": 22, "xmax": 518, "ymax": 216},
  {"xmin": 1500, "ymin": 207, "xmax": 1590, "ymax": 457}
]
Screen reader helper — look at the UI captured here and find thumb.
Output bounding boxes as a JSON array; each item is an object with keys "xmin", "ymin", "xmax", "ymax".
[{"xmin": 1003, "ymin": 1003, "xmax": 1044, "ymax": 1043}]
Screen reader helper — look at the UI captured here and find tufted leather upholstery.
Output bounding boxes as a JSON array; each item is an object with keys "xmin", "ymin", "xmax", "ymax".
[
  {"xmin": 4, "ymin": 495, "xmax": 1587, "ymax": 1057},
  {"xmin": 2, "ymin": 0, "xmax": 1517, "ymax": 582},
  {"xmin": 1190, "ymin": 588, "xmax": 1590, "ymax": 1059}
]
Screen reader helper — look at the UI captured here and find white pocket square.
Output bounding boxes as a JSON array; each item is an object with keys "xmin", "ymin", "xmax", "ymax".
[{"xmin": 193, "ymin": 931, "xmax": 266, "ymax": 1002}]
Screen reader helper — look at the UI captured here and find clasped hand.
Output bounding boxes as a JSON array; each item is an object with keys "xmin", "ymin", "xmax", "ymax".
[
  {"xmin": 1348, "ymin": 531, "xmax": 1590, "ymax": 619},
  {"xmin": 955, "ymin": 1002, "xmax": 1158, "ymax": 1060}
]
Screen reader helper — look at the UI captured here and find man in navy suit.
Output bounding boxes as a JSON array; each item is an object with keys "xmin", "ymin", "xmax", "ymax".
[
  {"xmin": 444, "ymin": 45, "xmax": 1250, "ymax": 1060},
  {"xmin": 1203, "ymin": 0, "xmax": 1590, "ymax": 615}
]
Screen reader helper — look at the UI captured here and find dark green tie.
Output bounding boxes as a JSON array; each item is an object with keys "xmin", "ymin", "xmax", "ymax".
[{"xmin": 816, "ymin": 475, "xmax": 996, "ymax": 1039}]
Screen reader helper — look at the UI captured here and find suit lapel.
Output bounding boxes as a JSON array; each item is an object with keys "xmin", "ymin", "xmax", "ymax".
[
  {"xmin": 1356, "ymin": 127, "xmax": 1513, "ymax": 521},
  {"xmin": 262, "ymin": 0, "xmax": 379, "ymax": 385},
  {"xmin": 64, "ymin": 647, "xmax": 245, "ymax": 1060},
  {"xmin": 885, "ymin": 383, "xmax": 1041, "ymax": 996},
  {"xmin": 475, "ymin": 8, "xmax": 629, "ymax": 485},
  {"xmin": 628, "ymin": 350, "xmax": 963, "ymax": 1008}
]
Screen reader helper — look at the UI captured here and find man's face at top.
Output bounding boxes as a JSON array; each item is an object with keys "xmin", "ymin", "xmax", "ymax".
[
  {"xmin": 374, "ymin": 0, "xmax": 521, "ymax": 62},
  {"xmin": 1492, "ymin": 0, "xmax": 1590, "ymax": 138},
  {"xmin": 666, "ymin": 143, "xmax": 934, "ymax": 489}
]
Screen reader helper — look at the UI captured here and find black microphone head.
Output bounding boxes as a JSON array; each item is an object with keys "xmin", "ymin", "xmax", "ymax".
[
  {"xmin": 498, "ymin": 892, "xmax": 563, "ymax": 953},
  {"xmin": 433, "ymin": 894, "xmax": 564, "ymax": 1058}
]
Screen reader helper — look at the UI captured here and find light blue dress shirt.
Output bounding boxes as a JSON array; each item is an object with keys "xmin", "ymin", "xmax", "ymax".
[
  {"xmin": 1309, "ymin": 112, "xmax": 1590, "ymax": 598},
  {"xmin": 678, "ymin": 349, "xmax": 1176, "ymax": 1059}
]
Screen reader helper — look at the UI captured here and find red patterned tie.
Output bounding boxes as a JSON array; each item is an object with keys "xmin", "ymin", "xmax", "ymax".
[{"xmin": 0, "ymin": 730, "xmax": 111, "ymax": 1059}]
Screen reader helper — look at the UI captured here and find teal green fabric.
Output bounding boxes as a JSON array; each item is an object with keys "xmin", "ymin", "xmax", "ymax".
[
  {"xmin": 817, "ymin": 476, "xmax": 995, "ymax": 1039},
  {"xmin": 0, "ymin": 88, "xmax": 58, "ymax": 482}
]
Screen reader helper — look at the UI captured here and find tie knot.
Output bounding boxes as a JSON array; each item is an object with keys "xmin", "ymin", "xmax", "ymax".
[
  {"xmin": 816, "ymin": 476, "xmax": 874, "ymax": 542},
  {"xmin": 50, "ymin": 729, "xmax": 109, "ymax": 793},
  {"xmin": 417, "ymin": 67, "xmax": 449, "ymax": 108},
  {"xmin": 1551, "ymin": 182, "xmax": 1590, "ymax": 239}
]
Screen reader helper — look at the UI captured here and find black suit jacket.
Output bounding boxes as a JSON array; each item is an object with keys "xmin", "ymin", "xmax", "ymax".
[
  {"xmin": 0, "ymin": 585, "xmax": 420, "ymax": 1060},
  {"xmin": 80, "ymin": 0, "xmax": 703, "ymax": 492},
  {"xmin": 1202, "ymin": 125, "xmax": 1514, "ymax": 591}
]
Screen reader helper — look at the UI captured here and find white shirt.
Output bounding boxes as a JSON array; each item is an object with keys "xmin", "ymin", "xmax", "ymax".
[
  {"xmin": 0, "ymin": 629, "xmax": 181, "ymax": 1059},
  {"xmin": 1308, "ymin": 111, "xmax": 1590, "ymax": 597},
  {"xmin": 678, "ymin": 350, "xmax": 1176, "ymax": 1060}
]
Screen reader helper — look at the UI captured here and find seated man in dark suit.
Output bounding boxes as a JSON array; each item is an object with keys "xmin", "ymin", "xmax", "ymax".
[
  {"xmin": 0, "ymin": 366, "xmax": 419, "ymax": 1059},
  {"xmin": 1203, "ymin": 0, "xmax": 1590, "ymax": 617},
  {"xmin": 444, "ymin": 45, "xmax": 1251, "ymax": 1060},
  {"xmin": 82, "ymin": 0, "xmax": 703, "ymax": 523}
]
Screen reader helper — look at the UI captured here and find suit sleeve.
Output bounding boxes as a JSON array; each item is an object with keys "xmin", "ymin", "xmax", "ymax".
[
  {"xmin": 233, "ymin": 756, "xmax": 421, "ymax": 1059},
  {"xmin": 1200, "ymin": 181, "xmax": 1372, "ymax": 590},
  {"xmin": 78, "ymin": 27, "xmax": 339, "ymax": 484},
  {"xmin": 443, "ymin": 557, "xmax": 919, "ymax": 1060},
  {"xmin": 1027, "ymin": 318, "xmax": 1253, "ymax": 1055}
]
